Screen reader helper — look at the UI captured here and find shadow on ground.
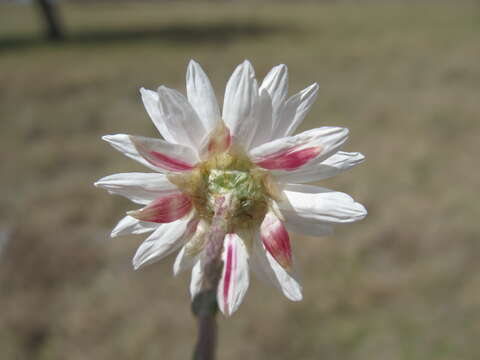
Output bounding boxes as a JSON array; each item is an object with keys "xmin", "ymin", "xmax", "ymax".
[{"xmin": 0, "ymin": 22, "xmax": 292, "ymax": 52}]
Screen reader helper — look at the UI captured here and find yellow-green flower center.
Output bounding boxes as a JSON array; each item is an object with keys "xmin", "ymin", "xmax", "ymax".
[{"xmin": 169, "ymin": 147, "xmax": 279, "ymax": 231}]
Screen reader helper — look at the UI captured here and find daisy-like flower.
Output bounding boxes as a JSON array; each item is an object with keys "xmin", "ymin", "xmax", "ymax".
[{"xmin": 95, "ymin": 60, "xmax": 367, "ymax": 316}]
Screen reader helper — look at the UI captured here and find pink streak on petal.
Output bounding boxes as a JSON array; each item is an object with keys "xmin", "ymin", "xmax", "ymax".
[
  {"xmin": 256, "ymin": 146, "xmax": 321, "ymax": 171},
  {"xmin": 208, "ymin": 124, "xmax": 232, "ymax": 154},
  {"xmin": 147, "ymin": 150, "xmax": 194, "ymax": 171},
  {"xmin": 261, "ymin": 213, "xmax": 292, "ymax": 269},
  {"xmin": 224, "ymin": 133, "xmax": 232, "ymax": 151},
  {"xmin": 131, "ymin": 193, "xmax": 192, "ymax": 223},
  {"xmin": 130, "ymin": 136, "xmax": 195, "ymax": 172},
  {"xmin": 223, "ymin": 237, "xmax": 235, "ymax": 314},
  {"xmin": 186, "ymin": 217, "xmax": 200, "ymax": 236}
]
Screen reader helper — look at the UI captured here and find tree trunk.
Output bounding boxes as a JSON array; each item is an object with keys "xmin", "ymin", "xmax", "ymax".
[{"xmin": 36, "ymin": 0, "xmax": 64, "ymax": 41}]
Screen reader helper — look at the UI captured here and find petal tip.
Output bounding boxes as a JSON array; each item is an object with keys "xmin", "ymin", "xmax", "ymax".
[
  {"xmin": 354, "ymin": 152, "xmax": 366, "ymax": 161},
  {"xmin": 290, "ymin": 293, "xmax": 303, "ymax": 302},
  {"xmin": 188, "ymin": 58, "xmax": 200, "ymax": 68},
  {"xmin": 132, "ymin": 259, "xmax": 141, "ymax": 271},
  {"xmin": 140, "ymin": 87, "xmax": 155, "ymax": 97},
  {"xmin": 157, "ymin": 85, "xmax": 170, "ymax": 94},
  {"xmin": 172, "ymin": 252, "xmax": 183, "ymax": 276},
  {"xmin": 238, "ymin": 59, "xmax": 255, "ymax": 75},
  {"xmin": 126, "ymin": 209, "xmax": 141, "ymax": 220},
  {"xmin": 132, "ymin": 250, "xmax": 147, "ymax": 270},
  {"xmin": 285, "ymin": 282, "xmax": 303, "ymax": 302},
  {"xmin": 356, "ymin": 203, "xmax": 368, "ymax": 218},
  {"xmin": 307, "ymin": 82, "xmax": 319, "ymax": 92},
  {"xmin": 339, "ymin": 127, "xmax": 350, "ymax": 138}
]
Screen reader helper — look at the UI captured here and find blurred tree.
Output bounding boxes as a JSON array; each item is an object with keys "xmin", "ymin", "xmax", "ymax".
[{"xmin": 35, "ymin": 0, "xmax": 64, "ymax": 41}]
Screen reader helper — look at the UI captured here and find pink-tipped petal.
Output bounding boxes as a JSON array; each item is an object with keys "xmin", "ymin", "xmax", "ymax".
[
  {"xmin": 251, "ymin": 237, "xmax": 303, "ymax": 301},
  {"xmin": 217, "ymin": 233, "xmax": 249, "ymax": 316},
  {"xmin": 130, "ymin": 135, "xmax": 196, "ymax": 172},
  {"xmin": 260, "ymin": 212, "xmax": 292, "ymax": 269},
  {"xmin": 129, "ymin": 193, "xmax": 192, "ymax": 223},
  {"xmin": 223, "ymin": 243, "xmax": 234, "ymax": 312},
  {"xmin": 274, "ymin": 151, "xmax": 365, "ymax": 184},
  {"xmin": 250, "ymin": 127, "xmax": 349, "ymax": 173},
  {"xmin": 142, "ymin": 150, "xmax": 194, "ymax": 171},
  {"xmin": 255, "ymin": 146, "xmax": 321, "ymax": 171},
  {"xmin": 206, "ymin": 121, "xmax": 232, "ymax": 155},
  {"xmin": 132, "ymin": 212, "xmax": 198, "ymax": 270},
  {"xmin": 94, "ymin": 172, "xmax": 179, "ymax": 205},
  {"xmin": 102, "ymin": 134, "xmax": 159, "ymax": 171}
]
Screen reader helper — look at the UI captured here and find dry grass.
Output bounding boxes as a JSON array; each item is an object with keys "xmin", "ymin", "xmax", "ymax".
[{"xmin": 1, "ymin": 1, "xmax": 479, "ymax": 359}]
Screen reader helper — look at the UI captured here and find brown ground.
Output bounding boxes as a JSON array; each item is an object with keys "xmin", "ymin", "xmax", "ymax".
[{"xmin": 1, "ymin": 1, "xmax": 479, "ymax": 359}]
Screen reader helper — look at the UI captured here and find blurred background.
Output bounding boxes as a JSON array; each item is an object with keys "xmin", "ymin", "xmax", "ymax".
[{"xmin": 1, "ymin": 0, "xmax": 479, "ymax": 359}]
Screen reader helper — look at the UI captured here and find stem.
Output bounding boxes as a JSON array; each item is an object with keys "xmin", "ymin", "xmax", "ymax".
[
  {"xmin": 192, "ymin": 290, "xmax": 218, "ymax": 360},
  {"xmin": 191, "ymin": 195, "xmax": 234, "ymax": 360}
]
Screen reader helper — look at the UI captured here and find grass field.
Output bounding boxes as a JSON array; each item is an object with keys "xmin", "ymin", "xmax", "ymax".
[{"xmin": 1, "ymin": 1, "xmax": 480, "ymax": 359}]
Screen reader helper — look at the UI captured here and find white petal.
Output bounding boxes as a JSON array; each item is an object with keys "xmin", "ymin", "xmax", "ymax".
[
  {"xmin": 222, "ymin": 60, "xmax": 259, "ymax": 149},
  {"xmin": 157, "ymin": 86, "xmax": 207, "ymax": 151},
  {"xmin": 173, "ymin": 245, "xmax": 198, "ymax": 276},
  {"xmin": 132, "ymin": 211, "xmax": 197, "ymax": 270},
  {"xmin": 102, "ymin": 134, "xmax": 159, "ymax": 171},
  {"xmin": 110, "ymin": 215, "xmax": 159, "ymax": 238},
  {"xmin": 273, "ymin": 151, "xmax": 365, "ymax": 184},
  {"xmin": 140, "ymin": 88, "xmax": 175, "ymax": 143},
  {"xmin": 249, "ymin": 127, "xmax": 349, "ymax": 169},
  {"xmin": 173, "ymin": 218, "xmax": 208, "ymax": 276},
  {"xmin": 273, "ymin": 83, "xmax": 319, "ymax": 139},
  {"xmin": 129, "ymin": 134, "xmax": 198, "ymax": 172},
  {"xmin": 217, "ymin": 233, "xmax": 250, "ymax": 316},
  {"xmin": 190, "ymin": 260, "xmax": 204, "ymax": 299},
  {"xmin": 285, "ymin": 83, "xmax": 319, "ymax": 136},
  {"xmin": 280, "ymin": 184, "xmax": 367, "ymax": 224},
  {"xmin": 260, "ymin": 64, "xmax": 288, "ymax": 125},
  {"xmin": 251, "ymin": 237, "xmax": 302, "ymax": 301},
  {"xmin": 95, "ymin": 172, "xmax": 178, "ymax": 205},
  {"xmin": 249, "ymin": 89, "xmax": 274, "ymax": 149},
  {"xmin": 186, "ymin": 60, "xmax": 220, "ymax": 133}
]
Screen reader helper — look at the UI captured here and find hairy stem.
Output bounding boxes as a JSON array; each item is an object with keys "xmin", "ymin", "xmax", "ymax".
[
  {"xmin": 192, "ymin": 290, "xmax": 218, "ymax": 360},
  {"xmin": 192, "ymin": 195, "xmax": 234, "ymax": 360}
]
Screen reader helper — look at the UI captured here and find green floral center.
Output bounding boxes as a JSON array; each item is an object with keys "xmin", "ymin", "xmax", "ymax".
[
  {"xmin": 207, "ymin": 168, "xmax": 267, "ymax": 222},
  {"xmin": 169, "ymin": 148, "xmax": 275, "ymax": 230}
]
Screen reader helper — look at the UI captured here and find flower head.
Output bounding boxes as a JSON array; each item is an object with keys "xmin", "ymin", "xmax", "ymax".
[{"xmin": 95, "ymin": 60, "xmax": 367, "ymax": 316}]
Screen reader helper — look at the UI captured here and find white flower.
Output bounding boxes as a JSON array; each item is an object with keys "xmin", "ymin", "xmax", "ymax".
[{"xmin": 95, "ymin": 60, "xmax": 367, "ymax": 316}]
